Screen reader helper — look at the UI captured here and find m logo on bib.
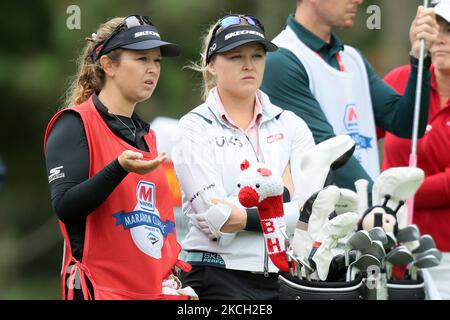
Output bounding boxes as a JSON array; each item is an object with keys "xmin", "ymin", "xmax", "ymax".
[
  {"xmin": 113, "ymin": 181, "xmax": 175, "ymax": 259},
  {"xmin": 343, "ymin": 104, "xmax": 373, "ymax": 151}
]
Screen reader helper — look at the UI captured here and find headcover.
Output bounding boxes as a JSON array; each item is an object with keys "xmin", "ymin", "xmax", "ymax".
[
  {"xmin": 93, "ymin": 25, "xmax": 180, "ymax": 61},
  {"xmin": 206, "ymin": 25, "xmax": 277, "ymax": 63}
]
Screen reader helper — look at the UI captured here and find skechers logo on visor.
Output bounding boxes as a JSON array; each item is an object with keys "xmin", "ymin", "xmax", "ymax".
[
  {"xmin": 135, "ymin": 30, "xmax": 160, "ymax": 38},
  {"xmin": 224, "ymin": 29, "xmax": 265, "ymax": 41}
]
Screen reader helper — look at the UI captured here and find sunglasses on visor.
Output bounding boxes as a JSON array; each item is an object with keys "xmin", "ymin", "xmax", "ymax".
[
  {"xmin": 212, "ymin": 14, "xmax": 265, "ymax": 36},
  {"xmin": 93, "ymin": 15, "xmax": 154, "ymax": 61},
  {"xmin": 206, "ymin": 15, "xmax": 265, "ymax": 63}
]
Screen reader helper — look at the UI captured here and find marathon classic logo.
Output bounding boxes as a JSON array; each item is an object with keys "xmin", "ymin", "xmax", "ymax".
[
  {"xmin": 135, "ymin": 30, "xmax": 160, "ymax": 38},
  {"xmin": 113, "ymin": 180, "xmax": 175, "ymax": 259},
  {"xmin": 224, "ymin": 29, "xmax": 264, "ymax": 41}
]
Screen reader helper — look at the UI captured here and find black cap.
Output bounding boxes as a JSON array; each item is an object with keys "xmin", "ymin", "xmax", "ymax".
[
  {"xmin": 93, "ymin": 25, "xmax": 180, "ymax": 61},
  {"xmin": 207, "ymin": 25, "xmax": 277, "ymax": 63}
]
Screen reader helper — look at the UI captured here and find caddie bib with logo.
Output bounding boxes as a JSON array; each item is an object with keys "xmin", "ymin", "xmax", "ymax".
[
  {"xmin": 44, "ymin": 96, "xmax": 191, "ymax": 300},
  {"xmin": 272, "ymin": 26, "xmax": 380, "ymax": 179}
]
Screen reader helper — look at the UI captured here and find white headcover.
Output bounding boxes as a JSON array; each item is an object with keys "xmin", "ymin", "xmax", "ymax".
[
  {"xmin": 372, "ymin": 167, "xmax": 424, "ymax": 228},
  {"xmin": 294, "ymin": 135, "xmax": 355, "ymax": 206},
  {"xmin": 292, "ymin": 186, "xmax": 341, "ymax": 257},
  {"xmin": 237, "ymin": 161, "xmax": 284, "ymax": 202},
  {"xmin": 312, "ymin": 212, "xmax": 359, "ymax": 280},
  {"xmin": 335, "ymin": 188, "xmax": 358, "ymax": 215}
]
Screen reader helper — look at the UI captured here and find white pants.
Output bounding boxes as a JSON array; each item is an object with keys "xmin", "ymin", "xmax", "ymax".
[{"xmin": 426, "ymin": 252, "xmax": 450, "ymax": 300}]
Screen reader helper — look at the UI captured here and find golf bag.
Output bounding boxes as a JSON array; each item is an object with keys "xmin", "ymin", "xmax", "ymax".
[
  {"xmin": 387, "ymin": 274, "xmax": 426, "ymax": 300},
  {"xmin": 278, "ymin": 272, "xmax": 366, "ymax": 300}
]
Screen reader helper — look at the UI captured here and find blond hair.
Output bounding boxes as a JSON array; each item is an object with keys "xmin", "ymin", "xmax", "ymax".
[
  {"xmin": 186, "ymin": 21, "xmax": 218, "ymax": 101},
  {"xmin": 63, "ymin": 17, "xmax": 124, "ymax": 108},
  {"xmin": 188, "ymin": 16, "xmax": 254, "ymax": 101}
]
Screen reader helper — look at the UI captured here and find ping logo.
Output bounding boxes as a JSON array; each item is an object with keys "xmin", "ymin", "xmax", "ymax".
[
  {"xmin": 48, "ymin": 166, "xmax": 65, "ymax": 183},
  {"xmin": 137, "ymin": 181, "xmax": 155, "ymax": 212}
]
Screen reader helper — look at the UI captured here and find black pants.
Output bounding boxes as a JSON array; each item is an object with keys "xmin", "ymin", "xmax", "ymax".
[{"xmin": 181, "ymin": 266, "xmax": 279, "ymax": 300}]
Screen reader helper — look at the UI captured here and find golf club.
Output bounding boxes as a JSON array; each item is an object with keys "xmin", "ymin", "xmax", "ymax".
[
  {"xmin": 346, "ymin": 254, "xmax": 380, "ymax": 281},
  {"xmin": 298, "ymin": 255, "xmax": 315, "ymax": 281},
  {"xmin": 384, "ymin": 232, "xmax": 397, "ymax": 251},
  {"xmin": 385, "ymin": 245, "xmax": 414, "ymax": 279},
  {"xmin": 413, "ymin": 234, "xmax": 437, "ymax": 254},
  {"xmin": 406, "ymin": 0, "xmax": 430, "ymax": 225},
  {"xmin": 407, "ymin": 254, "xmax": 440, "ymax": 280},
  {"xmin": 355, "ymin": 179, "xmax": 369, "ymax": 217},
  {"xmin": 396, "ymin": 224, "xmax": 420, "ymax": 243},
  {"xmin": 345, "ymin": 230, "xmax": 372, "ymax": 266},
  {"xmin": 361, "ymin": 240, "xmax": 386, "ymax": 261},
  {"xmin": 414, "ymin": 248, "xmax": 442, "ymax": 262},
  {"xmin": 368, "ymin": 227, "xmax": 388, "ymax": 245}
]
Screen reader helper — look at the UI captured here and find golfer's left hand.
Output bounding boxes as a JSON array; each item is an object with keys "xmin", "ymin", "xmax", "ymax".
[{"xmin": 210, "ymin": 198, "xmax": 247, "ymax": 233}]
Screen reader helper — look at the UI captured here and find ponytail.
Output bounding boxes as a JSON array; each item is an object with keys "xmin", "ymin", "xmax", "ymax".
[
  {"xmin": 186, "ymin": 20, "xmax": 219, "ymax": 101},
  {"xmin": 63, "ymin": 17, "xmax": 124, "ymax": 108}
]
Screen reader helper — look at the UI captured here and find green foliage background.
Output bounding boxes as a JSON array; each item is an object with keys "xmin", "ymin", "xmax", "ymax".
[{"xmin": 0, "ymin": 0, "xmax": 421, "ymax": 299}]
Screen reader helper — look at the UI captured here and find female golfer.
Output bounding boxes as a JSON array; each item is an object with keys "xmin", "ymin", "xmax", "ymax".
[{"xmin": 173, "ymin": 14, "xmax": 315, "ymax": 299}]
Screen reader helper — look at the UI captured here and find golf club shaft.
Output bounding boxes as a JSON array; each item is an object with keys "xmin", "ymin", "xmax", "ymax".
[
  {"xmin": 407, "ymin": 0, "xmax": 429, "ymax": 225},
  {"xmin": 355, "ymin": 179, "xmax": 368, "ymax": 217}
]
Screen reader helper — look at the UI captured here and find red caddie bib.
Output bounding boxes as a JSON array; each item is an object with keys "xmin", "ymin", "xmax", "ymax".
[{"xmin": 44, "ymin": 96, "xmax": 191, "ymax": 300}]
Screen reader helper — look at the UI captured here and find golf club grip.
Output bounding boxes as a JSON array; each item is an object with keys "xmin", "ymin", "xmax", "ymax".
[
  {"xmin": 355, "ymin": 179, "xmax": 368, "ymax": 217},
  {"xmin": 410, "ymin": 0, "xmax": 429, "ymax": 156}
]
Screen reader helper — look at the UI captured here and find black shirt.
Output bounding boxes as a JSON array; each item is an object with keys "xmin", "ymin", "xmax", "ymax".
[{"xmin": 45, "ymin": 94, "xmax": 150, "ymax": 260}]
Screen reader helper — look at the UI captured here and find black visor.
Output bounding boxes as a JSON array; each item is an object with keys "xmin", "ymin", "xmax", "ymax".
[
  {"xmin": 93, "ymin": 24, "xmax": 180, "ymax": 61},
  {"xmin": 206, "ymin": 25, "xmax": 277, "ymax": 63}
]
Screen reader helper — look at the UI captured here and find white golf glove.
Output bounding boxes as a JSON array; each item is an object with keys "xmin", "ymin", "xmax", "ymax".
[
  {"xmin": 189, "ymin": 203, "xmax": 232, "ymax": 240},
  {"xmin": 187, "ymin": 190, "xmax": 232, "ymax": 240}
]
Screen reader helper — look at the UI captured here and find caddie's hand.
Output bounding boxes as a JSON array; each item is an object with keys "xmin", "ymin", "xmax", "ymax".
[
  {"xmin": 410, "ymin": 5, "xmax": 439, "ymax": 58},
  {"xmin": 118, "ymin": 150, "xmax": 167, "ymax": 175},
  {"xmin": 211, "ymin": 198, "xmax": 247, "ymax": 232}
]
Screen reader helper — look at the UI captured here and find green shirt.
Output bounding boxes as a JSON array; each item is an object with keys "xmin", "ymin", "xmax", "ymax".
[{"xmin": 261, "ymin": 14, "xmax": 431, "ymax": 193}]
